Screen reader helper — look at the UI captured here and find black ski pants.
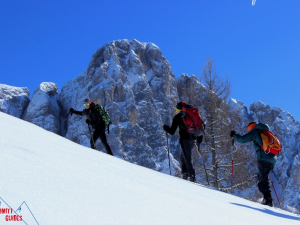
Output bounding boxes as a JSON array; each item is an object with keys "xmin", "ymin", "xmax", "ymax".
[
  {"xmin": 179, "ymin": 138, "xmax": 195, "ymax": 177},
  {"xmin": 91, "ymin": 127, "xmax": 113, "ymax": 156},
  {"xmin": 257, "ymin": 160, "xmax": 274, "ymax": 198}
]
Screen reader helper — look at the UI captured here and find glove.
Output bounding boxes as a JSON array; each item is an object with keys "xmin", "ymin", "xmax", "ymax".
[
  {"xmin": 203, "ymin": 124, "xmax": 206, "ymax": 130},
  {"xmin": 163, "ymin": 124, "xmax": 169, "ymax": 132},
  {"xmin": 69, "ymin": 107, "xmax": 75, "ymax": 115},
  {"xmin": 86, "ymin": 119, "xmax": 92, "ymax": 125},
  {"xmin": 230, "ymin": 130, "xmax": 236, "ymax": 138}
]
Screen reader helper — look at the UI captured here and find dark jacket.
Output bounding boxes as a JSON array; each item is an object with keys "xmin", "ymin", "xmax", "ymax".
[
  {"xmin": 72, "ymin": 102, "xmax": 105, "ymax": 130},
  {"xmin": 164, "ymin": 112, "xmax": 202, "ymax": 143},
  {"xmin": 234, "ymin": 123, "xmax": 277, "ymax": 164}
]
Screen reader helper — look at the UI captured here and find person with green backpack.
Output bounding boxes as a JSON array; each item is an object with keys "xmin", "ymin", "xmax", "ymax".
[
  {"xmin": 230, "ymin": 122, "xmax": 280, "ymax": 207},
  {"xmin": 69, "ymin": 98, "xmax": 113, "ymax": 156}
]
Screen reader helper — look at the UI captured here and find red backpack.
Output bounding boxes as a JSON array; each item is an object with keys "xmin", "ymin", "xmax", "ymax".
[{"xmin": 181, "ymin": 104, "xmax": 204, "ymax": 136}]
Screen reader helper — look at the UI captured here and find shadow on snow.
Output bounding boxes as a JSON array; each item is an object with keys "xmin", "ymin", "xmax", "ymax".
[{"xmin": 230, "ymin": 203, "xmax": 300, "ymax": 221}]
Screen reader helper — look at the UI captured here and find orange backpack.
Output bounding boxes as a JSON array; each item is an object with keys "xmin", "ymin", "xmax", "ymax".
[{"xmin": 259, "ymin": 130, "xmax": 282, "ymax": 155}]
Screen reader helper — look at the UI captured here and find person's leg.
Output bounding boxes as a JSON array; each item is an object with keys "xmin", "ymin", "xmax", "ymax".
[
  {"xmin": 180, "ymin": 152, "xmax": 188, "ymax": 179},
  {"xmin": 90, "ymin": 128, "xmax": 101, "ymax": 149},
  {"xmin": 99, "ymin": 130, "xmax": 113, "ymax": 156},
  {"xmin": 180, "ymin": 139, "xmax": 195, "ymax": 179},
  {"xmin": 257, "ymin": 161, "xmax": 274, "ymax": 206}
]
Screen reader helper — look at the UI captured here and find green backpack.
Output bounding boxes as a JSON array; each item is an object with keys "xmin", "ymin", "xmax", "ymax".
[{"xmin": 95, "ymin": 104, "xmax": 111, "ymax": 125}]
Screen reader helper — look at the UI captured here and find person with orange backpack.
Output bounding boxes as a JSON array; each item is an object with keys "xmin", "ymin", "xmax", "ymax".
[
  {"xmin": 163, "ymin": 102, "xmax": 205, "ymax": 182},
  {"xmin": 230, "ymin": 122, "xmax": 281, "ymax": 207}
]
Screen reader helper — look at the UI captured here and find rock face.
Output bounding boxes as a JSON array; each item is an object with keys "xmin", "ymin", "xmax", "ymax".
[
  {"xmin": 228, "ymin": 98, "xmax": 251, "ymax": 126},
  {"xmin": 0, "ymin": 84, "xmax": 30, "ymax": 118},
  {"xmin": 23, "ymin": 82, "xmax": 61, "ymax": 134},
  {"xmin": 59, "ymin": 39, "xmax": 181, "ymax": 173}
]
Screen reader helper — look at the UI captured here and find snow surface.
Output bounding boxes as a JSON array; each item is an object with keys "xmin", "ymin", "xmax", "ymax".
[{"xmin": 0, "ymin": 112, "xmax": 299, "ymax": 225}]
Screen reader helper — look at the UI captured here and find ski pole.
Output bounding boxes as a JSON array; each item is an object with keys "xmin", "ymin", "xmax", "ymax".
[
  {"xmin": 88, "ymin": 125, "xmax": 97, "ymax": 150},
  {"xmin": 202, "ymin": 132, "xmax": 211, "ymax": 185},
  {"xmin": 269, "ymin": 174, "xmax": 282, "ymax": 209},
  {"xmin": 166, "ymin": 131, "xmax": 171, "ymax": 175},
  {"xmin": 231, "ymin": 137, "xmax": 234, "ymax": 194},
  {"xmin": 55, "ymin": 111, "xmax": 70, "ymax": 134},
  {"xmin": 195, "ymin": 140, "xmax": 210, "ymax": 186}
]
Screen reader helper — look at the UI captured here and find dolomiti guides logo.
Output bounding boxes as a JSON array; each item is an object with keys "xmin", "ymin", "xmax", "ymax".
[
  {"xmin": 0, "ymin": 207, "xmax": 23, "ymax": 222},
  {"xmin": 0, "ymin": 197, "xmax": 39, "ymax": 224}
]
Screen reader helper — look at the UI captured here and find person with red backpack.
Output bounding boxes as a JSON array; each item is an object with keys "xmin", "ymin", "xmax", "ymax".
[
  {"xmin": 230, "ymin": 122, "xmax": 279, "ymax": 207},
  {"xmin": 69, "ymin": 98, "xmax": 113, "ymax": 156},
  {"xmin": 163, "ymin": 102, "xmax": 205, "ymax": 182}
]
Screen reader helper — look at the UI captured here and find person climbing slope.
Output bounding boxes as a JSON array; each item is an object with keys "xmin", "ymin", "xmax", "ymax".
[
  {"xmin": 230, "ymin": 122, "xmax": 279, "ymax": 207},
  {"xmin": 69, "ymin": 98, "xmax": 113, "ymax": 156},
  {"xmin": 163, "ymin": 102, "xmax": 205, "ymax": 182}
]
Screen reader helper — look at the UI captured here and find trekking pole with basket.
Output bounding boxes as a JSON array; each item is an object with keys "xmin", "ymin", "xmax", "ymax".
[
  {"xmin": 88, "ymin": 124, "xmax": 97, "ymax": 150},
  {"xmin": 231, "ymin": 137, "xmax": 234, "ymax": 194},
  {"xmin": 55, "ymin": 111, "xmax": 71, "ymax": 134},
  {"xmin": 166, "ymin": 131, "xmax": 172, "ymax": 175},
  {"xmin": 269, "ymin": 174, "xmax": 282, "ymax": 209},
  {"xmin": 194, "ymin": 139, "xmax": 210, "ymax": 186}
]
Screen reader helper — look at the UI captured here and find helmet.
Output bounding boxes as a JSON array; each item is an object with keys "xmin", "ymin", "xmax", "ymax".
[{"xmin": 247, "ymin": 122, "xmax": 258, "ymax": 132}]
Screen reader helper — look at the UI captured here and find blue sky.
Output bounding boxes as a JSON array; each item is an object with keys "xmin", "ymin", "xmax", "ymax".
[{"xmin": 1, "ymin": 0, "xmax": 300, "ymax": 122}]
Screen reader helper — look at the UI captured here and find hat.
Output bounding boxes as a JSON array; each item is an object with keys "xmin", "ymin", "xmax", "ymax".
[
  {"xmin": 175, "ymin": 102, "xmax": 186, "ymax": 111},
  {"xmin": 84, "ymin": 98, "xmax": 92, "ymax": 104},
  {"xmin": 247, "ymin": 122, "xmax": 258, "ymax": 132}
]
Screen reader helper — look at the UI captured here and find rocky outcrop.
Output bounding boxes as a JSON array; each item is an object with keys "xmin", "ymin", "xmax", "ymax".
[
  {"xmin": 228, "ymin": 98, "xmax": 251, "ymax": 126},
  {"xmin": 23, "ymin": 82, "xmax": 61, "ymax": 134},
  {"xmin": 0, "ymin": 84, "xmax": 30, "ymax": 118},
  {"xmin": 59, "ymin": 39, "xmax": 181, "ymax": 173}
]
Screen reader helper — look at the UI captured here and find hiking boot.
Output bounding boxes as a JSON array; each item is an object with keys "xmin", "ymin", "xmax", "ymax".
[
  {"xmin": 262, "ymin": 197, "xmax": 273, "ymax": 207},
  {"xmin": 181, "ymin": 173, "xmax": 188, "ymax": 180}
]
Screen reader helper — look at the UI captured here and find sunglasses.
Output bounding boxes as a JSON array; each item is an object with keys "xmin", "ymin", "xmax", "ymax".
[{"xmin": 83, "ymin": 103, "xmax": 90, "ymax": 106}]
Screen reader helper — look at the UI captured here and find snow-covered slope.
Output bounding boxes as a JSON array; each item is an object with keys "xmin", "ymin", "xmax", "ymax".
[{"xmin": 0, "ymin": 112, "xmax": 299, "ymax": 225}]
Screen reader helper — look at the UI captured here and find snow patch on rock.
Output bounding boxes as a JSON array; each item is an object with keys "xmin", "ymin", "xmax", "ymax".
[{"xmin": 0, "ymin": 84, "xmax": 30, "ymax": 118}]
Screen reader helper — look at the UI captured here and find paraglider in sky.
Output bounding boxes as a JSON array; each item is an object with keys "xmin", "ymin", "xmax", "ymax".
[{"xmin": 252, "ymin": 0, "xmax": 256, "ymax": 6}]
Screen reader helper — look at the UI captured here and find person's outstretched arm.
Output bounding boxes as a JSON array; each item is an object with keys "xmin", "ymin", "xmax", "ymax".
[{"xmin": 69, "ymin": 107, "xmax": 84, "ymax": 116}]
